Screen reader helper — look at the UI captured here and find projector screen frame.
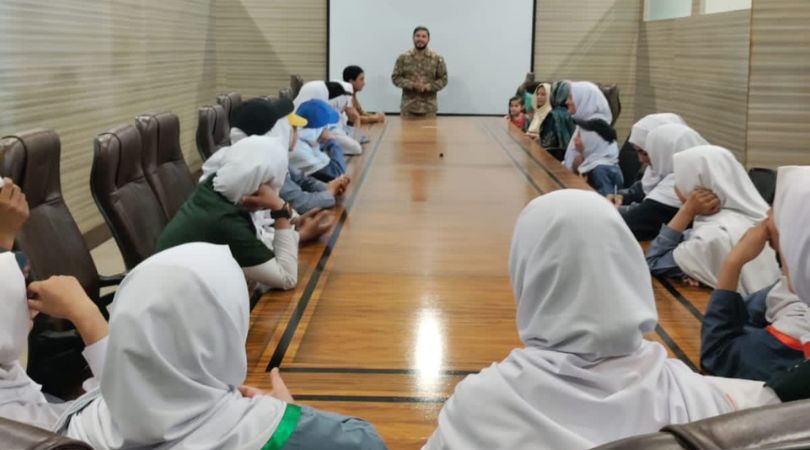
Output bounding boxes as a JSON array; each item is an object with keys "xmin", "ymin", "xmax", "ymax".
[{"xmin": 325, "ymin": 0, "xmax": 538, "ymax": 117}]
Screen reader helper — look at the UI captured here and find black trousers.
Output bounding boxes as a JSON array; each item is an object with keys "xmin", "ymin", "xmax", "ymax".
[{"xmin": 619, "ymin": 199, "xmax": 679, "ymax": 241}]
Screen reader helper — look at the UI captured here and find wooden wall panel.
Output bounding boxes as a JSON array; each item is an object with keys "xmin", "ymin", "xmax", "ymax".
[
  {"xmin": 214, "ymin": 0, "xmax": 327, "ymax": 98},
  {"xmin": 0, "ymin": 0, "xmax": 217, "ymax": 232},
  {"xmin": 533, "ymin": 0, "xmax": 642, "ymax": 138},
  {"xmin": 14, "ymin": 0, "xmax": 807, "ymax": 232},
  {"xmin": 634, "ymin": 21, "xmax": 675, "ymax": 116},
  {"xmin": 635, "ymin": 10, "xmax": 751, "ymax": 160},
  {"xmin": 746, "ymin": 0, "xmax": 810, "ymax": 168}
]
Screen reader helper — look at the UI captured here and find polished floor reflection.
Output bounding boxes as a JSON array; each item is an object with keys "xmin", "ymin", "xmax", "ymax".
[{"xmin": 245, "ymin": 117, "xmax": 711, "ymax": 449}]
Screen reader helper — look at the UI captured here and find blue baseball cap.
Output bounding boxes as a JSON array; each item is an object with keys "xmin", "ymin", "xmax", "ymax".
[{"xmin": 296, "ymin": 99, "xmax": 340, "ymax": 129}]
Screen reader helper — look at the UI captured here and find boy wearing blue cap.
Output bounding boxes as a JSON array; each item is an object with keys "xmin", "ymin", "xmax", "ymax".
[{"xmin": 291, "ymin": 99, "xmax": 348, "ymax": 182}]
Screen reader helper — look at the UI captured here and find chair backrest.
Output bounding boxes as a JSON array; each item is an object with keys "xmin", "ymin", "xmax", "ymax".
[
  {"xmin": 216, "ymin": 92, "xmax": 242, "ymax": 123},
  {"xmin": 592, "ymin": 399, "xmax": 810, "ymax": 450},
  {"xmin": 597, "ymin": 83, "xmax": 622, "ymax": 126},
  {"xmin": 0, "ymin": 130, "xmax": 100, "ymax": 300},
  {"xmin": 591, "ymin": 432, "xmax": 683, "ymax": 450},
  {"xmin": 748, "ymin": 168, "xmax": 777, "ymax": 205},
  {"xmin": 290, "ymin": 74, "xmax": 304, "ymax": 98},
  {"xmin": 618, "ymin": 136, "xmax": 643, "ymax": 188},
  {"xmin": 135, "ymin": 112, "xmax": 196, "ymax": 219},
  {"xmin": 0, "ymin": 416, "xmax": 92, "ymax": 450},
  {"xmin": 91, "ymin": 124, "xmax": 167, "ymax": 270},
  {"xmin": 195, "ymin": 104, "xmax": 230, "ymax": 161}
]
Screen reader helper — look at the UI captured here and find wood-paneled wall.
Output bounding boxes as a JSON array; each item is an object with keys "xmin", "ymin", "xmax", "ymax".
[
  {"xmin": 533, "ymin": 0, "xmax": 642, "ymax": 138},
  {"xmin": 635, "ymin": 10, "xmax": 752, "ymax": 160},
  {"xmin": 746, "ymin": 0, "xmax": 810, "ymax": 168},
  {"xmin": 4, "ymin": 0, "xmax": 807, "ymax": 233},
  {"xmin": 0, "ymin": 0, "xmax": 217, "ymax": 232},
  {"xmin": 215, "ymin": 0, "xmax": 327, "ymax": 99}
]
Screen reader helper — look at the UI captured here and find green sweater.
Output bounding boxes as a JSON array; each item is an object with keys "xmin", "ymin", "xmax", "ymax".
[{"xmin": 155, "ymin": 177, "xmax": 274, "ymax": 267}]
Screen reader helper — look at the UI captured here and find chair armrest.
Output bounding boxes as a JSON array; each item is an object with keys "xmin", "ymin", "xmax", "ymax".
[
  {"xmin": 98, "ymin": 273, "xmax": 125, "ymax": 288},
  {"xmin": 0, "ymin": 416, "xmax": 92, "ymax": 449}
]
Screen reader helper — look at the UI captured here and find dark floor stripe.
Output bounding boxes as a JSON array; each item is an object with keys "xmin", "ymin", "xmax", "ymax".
[
  {"xmin": 497, "ymin": 124, "xmax": 568, "ymax": 189},
  {"xmin": 266, "ymin": 123, "xmax": 390, "ymax": 371},
  {"xmin": 282, "ymin": 367, "xmax": 477, "ymax": 376},
  {"xmin": 480, "ymin": 119, "xmax": 546, "ymax": 194},
  {"xmin": 655, "ymin": 325, "xmax": 698, "ymax": 372},
  {"xmin": 249, "ymin": 289, "xmax": 263, "ymax": 311},
  {"xmin": 293, "ymin": 394, "xmax": 448, "ymax": 404},
  {"xmin": 656, "ymin": 276, "xmax": 705, "ymax": 322}
]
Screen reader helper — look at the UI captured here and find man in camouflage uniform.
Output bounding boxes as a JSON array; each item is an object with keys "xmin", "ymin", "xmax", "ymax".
[{"xmin": 391, "ymin": 26, "xmax": 448, "ymax": 118}]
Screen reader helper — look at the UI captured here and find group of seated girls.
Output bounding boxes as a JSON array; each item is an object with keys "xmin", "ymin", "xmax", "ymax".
[
  {"xmin": 481, "ymin": 96, "xmax": 810, "ymax": 448},
  {"xmin": 4, "ymin": 160, "xmax": 808, "ymax": 449},
  {"xmin": 156, "ymin": 74, "xmax": 383, "ymax": 293},
  {"xmin": 618, "ymin": 113, "xmax": 809, "ymax": 383},
  {"xmin": 507, "ymin": 80, "xmax": 576, "ymax": 152},
  {"xmin": 0, "ymin": 69, "xmax": 389, "ymax": 449},
  {"xmin": 0, "ymin": 197, "xmax": 386, "ymax": 448},
  {"xmin": 3, "ymin": 74, "xmax": 809, "ymax": 448},
  {"xmin": 507, "ymin": 79, "xmax": 626, "ymax": 196}
]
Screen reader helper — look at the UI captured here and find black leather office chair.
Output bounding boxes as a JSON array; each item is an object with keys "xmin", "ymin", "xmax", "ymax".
[
  {"xmin": 748, "ymin": 168, "xmax": 777, "ymax": 205},
  {"xmin": 91, "ymin": 124, "xmax": 168, "ymax": 270},
  {"xmin": 195, "ymin": 104, "xmax": 230, "ymax": 161},
  {"xmin": 592, "ymin": 399, "xmax": 810, "ymax": 450},
  {"xmin": 217, "ymin": 92, "xmax": 243, "ymax": 124},
  {"xmin": 135, "ymin": 112, "xmax": 196, "ymax": 219},
  {"xmin": 0, "ymin": 417, "xmax": 92, "ymax": 450},
  {"xmin": 0, "ymin": 129, "xmax": 123, "ymax": 397}
]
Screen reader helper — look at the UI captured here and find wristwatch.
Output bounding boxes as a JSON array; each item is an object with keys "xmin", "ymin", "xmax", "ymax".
[{"xmin": 270, "ymin": 202, "xmax": 292, "ymax": 220}]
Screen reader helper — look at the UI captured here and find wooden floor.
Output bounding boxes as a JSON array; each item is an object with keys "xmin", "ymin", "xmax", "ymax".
[{"xmin": 245, "ymin": 117, "xmax": 712, "ymax": 449}]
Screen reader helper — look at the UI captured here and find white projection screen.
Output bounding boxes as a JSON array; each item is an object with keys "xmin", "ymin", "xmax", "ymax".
[{"xmin": 328, "ymin": 0, "xmax": 535, "ymax": 115}]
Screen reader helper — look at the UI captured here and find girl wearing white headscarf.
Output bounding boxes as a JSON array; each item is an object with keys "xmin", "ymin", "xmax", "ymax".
[
  {"xmin": 701, "ymin": 166, "xmax": 810, "ymax": 381},
  {"xmin": 217, "ymin": 98, "xmax": 340, "ymax": 241},
  {"xmin": 293, "ymin": 80, "xmax": 349, "ymax": 109},
  {"xmin": 618, "ymin": 124, "xmax": 708, "ymax": 240},
  {"xmin": 621, "ymin": 113, "xmax": 688, "ymax": 202},
  {"xmin": 328, "ymin": 81, "xmax": 364, "ymax": 156},
  {"xmin": 1, "ymin": 179, "xmax": 107, "ymax": 430},
  {"xmin": 562, "ymin": 82, "xmax": 623, "ymax": 195},
  {"xmin": 55, "ymin": 243, "xmax": 386, "ymax": 449},
  {"xmin": 646, "ymin": 146, "xmax": 781, "ymax": 295},
  {"xmin": 423, "ymin": 190, "xmax": 777, "ymax": 450},
  {"xmin": 156, "ymin": 135, "xmax": 300, "ymax": 290}
]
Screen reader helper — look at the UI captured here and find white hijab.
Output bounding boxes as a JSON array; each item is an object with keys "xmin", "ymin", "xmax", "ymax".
[
  {"xmin": 210, "ymin": 135, "xmax": 288, "ymax": 203},
  {"xmin": 294, "ymin": 80, "xmax": 350, "ymax": 110},
  {"xmin": 0, "ymin": 253, "xmax": 67, "ymax": 429},
  {"xmin": 770, "ymin": 166, "xmax": 810, "ymax": 344},
  {"xmin": 672, "ymin": 146, "xmax": 781, "ymax": 295},
  {"xmin": 629, "ymin": 114, "xmax": 687, "ymax": 194},
  {"xmin": 563, "ymin": 82, "xmax": 618, "ymax": 174},
  {"xmin": 62, "ymin": 243, "xmax": 287, "ymax": 449},
  {"xmin": 328, "ymin": 81, "xmax": 353, "ymax": 113},
  {"xmin": 526, "ymin": 83, "xmax": 552, "ymax": 135},
  {"xmin": 293, "ymin": 81, "xmax": 329, "ymax": 110},
  {"xmin": 424, "ymin": 190, "xmax": 731, "ymax": 450},
  {"xmin": 644, "ymin": 124, "xmax": 708, "ymax": 207}
]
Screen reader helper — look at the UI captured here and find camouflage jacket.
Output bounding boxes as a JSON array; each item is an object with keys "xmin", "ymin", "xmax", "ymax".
[{"xmin": 391, "ymin": 48, "xmax": 448, "ymax": 116}]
